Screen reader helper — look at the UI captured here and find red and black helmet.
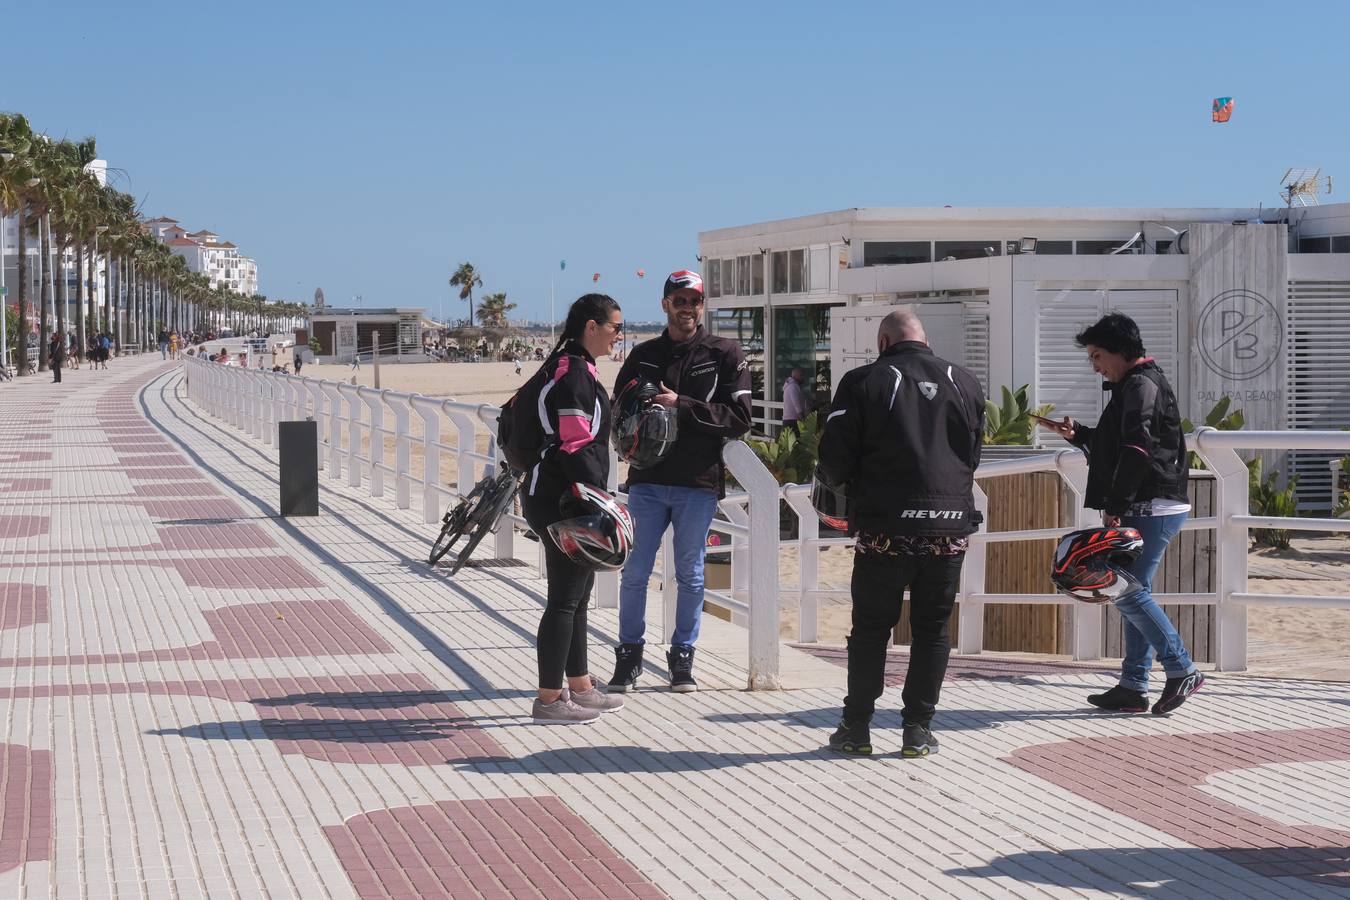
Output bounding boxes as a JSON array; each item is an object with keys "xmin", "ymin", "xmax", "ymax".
[
  {"xmin": 611, "ymin": 378, "xmax": 678, "ymax": 469},
  {"xmin": 810, "ymin": 466, "xmax": 851, "ymax": 533},
  {"xmin": 547, "ymin": 483, "xmax": 635, "ymax": 571},
  {"xmin": 1050, "ymin": 527, "xmax": 1145, "ymax": 603}
]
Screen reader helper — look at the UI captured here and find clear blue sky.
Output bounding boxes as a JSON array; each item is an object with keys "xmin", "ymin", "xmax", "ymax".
[{"xmin": 8, "ymin": 1, "xmax": 1348, "ymax": 323}]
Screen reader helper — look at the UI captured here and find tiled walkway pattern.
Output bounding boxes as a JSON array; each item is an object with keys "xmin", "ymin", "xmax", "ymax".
[{"xmin": 0, "ymin": 359, "xmax": 1348, "ymax": 898}]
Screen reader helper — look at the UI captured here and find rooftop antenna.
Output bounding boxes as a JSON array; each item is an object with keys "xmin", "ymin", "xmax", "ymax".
[{"xmin": 1281, "ymin": 167, "xmax": 1333, "ymax": 208}]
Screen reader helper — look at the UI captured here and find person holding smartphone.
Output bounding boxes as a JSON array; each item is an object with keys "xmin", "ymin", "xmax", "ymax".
[{"xmin": 1038, "ymin": 313, "xmax": 1204, "ymax": 715}]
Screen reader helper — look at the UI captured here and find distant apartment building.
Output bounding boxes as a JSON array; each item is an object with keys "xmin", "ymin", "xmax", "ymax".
[{"xmin": 145, "ymin": 218, "xmax": 259, "ymax": 295}]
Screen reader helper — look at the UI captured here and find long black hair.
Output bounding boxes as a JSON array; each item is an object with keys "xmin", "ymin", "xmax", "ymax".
[{"xmin": 549, "ymin": 293, "xmax": 621, "ymax": 358}]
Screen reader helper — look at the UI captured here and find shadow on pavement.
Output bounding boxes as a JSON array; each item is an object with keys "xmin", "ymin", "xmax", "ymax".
[
  {"xmin": 945, "ymin": 846, "xmax": 1350, "ymax": 894},
  {"xmin": 705, "ymin": 707, "xmax": 1117, "ymax": 731}
]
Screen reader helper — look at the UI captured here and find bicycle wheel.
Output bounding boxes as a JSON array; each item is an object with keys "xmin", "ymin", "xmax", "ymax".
[
  {"xmin": 447, "ymin": 473, "xmax": 522, "ymax": 575},
  {"xmin": 428, "ymin": 478, "xmax": 491, "ymax": 565}
]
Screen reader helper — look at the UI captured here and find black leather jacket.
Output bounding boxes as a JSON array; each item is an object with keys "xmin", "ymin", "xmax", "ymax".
[
  {"xmin": 1070, "ymin": 359, "xmax": 1187, "ymax": 515},
  {"xmin": 817, "ymin": 342, "xmax": 985, "ymax": 537}
]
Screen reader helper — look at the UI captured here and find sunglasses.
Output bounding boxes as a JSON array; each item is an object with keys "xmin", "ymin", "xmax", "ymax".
[
  {"xmin": 668, "ymin": 294, "xmax": 704, "ymax": 309},
  {"xmin": 595, "ymin": 319, "xmax": 624, "ymax": 333}
]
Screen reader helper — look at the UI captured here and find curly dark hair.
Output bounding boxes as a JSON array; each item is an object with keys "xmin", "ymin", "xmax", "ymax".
[{"xmin": 1075, "ymin": 312, "xmax": 1145, "ymax": 359}]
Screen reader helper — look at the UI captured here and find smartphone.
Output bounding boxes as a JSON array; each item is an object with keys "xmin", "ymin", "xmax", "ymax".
[{"xmin": 1029, "ymin": 413, "xmax": 1063, "ymax": 428}]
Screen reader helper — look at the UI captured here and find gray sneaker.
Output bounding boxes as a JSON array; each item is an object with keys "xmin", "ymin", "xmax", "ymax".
[
  {"xmin": 570, "ymin": 677, "xmax": 624, "ymax": 713},
  {"xmin": 531, "ymin": 697, "xmax": 600, "ymax": 725}
]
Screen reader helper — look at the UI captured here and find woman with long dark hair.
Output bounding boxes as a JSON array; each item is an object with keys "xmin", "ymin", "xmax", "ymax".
[
  {"xmin": 524, "ymin": 293, "xmax": 627, "ymax": 724},
  {"xmin": 1043, "ymin": 313, "xmax": 1204, "ymax": 715}
]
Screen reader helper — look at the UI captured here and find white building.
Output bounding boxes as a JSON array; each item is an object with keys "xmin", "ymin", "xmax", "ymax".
[
  {"xmin": 163, "ymin": 227, "xmax": 258, "ymax": 296},
  {"xmin": 698, "ymin": 203, "xmax": 1350, "ymax": 508}
]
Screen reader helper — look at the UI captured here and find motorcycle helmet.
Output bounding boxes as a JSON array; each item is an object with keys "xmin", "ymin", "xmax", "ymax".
[
  {"xmin": 1050, "ymin": 527, "xmax": 1145, "ymax": 603},
  {"xmin": 810, "ymin": 466, "xmax": 851, "ymax": 533},
  {"xmin": 547, "ymin": 483, "xmax": 635, "ymax": 571},
  {"xmin": 611, "ymin": 377, "xmax": 678, "ymax": 469}
]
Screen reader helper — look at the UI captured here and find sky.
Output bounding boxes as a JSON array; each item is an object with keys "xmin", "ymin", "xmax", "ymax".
[{"xmin": 7, "ymin": 1, "xmax": 1349, "ymax": 323}]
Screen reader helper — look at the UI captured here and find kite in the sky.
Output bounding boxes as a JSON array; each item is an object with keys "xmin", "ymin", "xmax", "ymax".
[
  {"xmin": 636, "ymin": 268, "xmax": 645, "ymax": 278},
  {"xmin": 1212, "ymin": 97, "xmax": 1234, "ymax": 123},
  {"xmin": 592, "ymin": 273, "xmax": 601, "ymax": 283},
  {"xmin": 560, "ymin": 260, "xmax": 566, "ymax": 271}
]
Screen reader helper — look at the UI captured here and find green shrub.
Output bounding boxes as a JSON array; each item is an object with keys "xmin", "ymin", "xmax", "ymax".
[
  {"xmin": 1248, "ymin": 457, "xmax": 1299, "ymax": 549},
  {"xmin": 1181, "ymin": 396, "xmax": 1246, "ymax": 470},
  {"xmin": 983, "ymin": 384, "xmax": 1054, "ymax": 445},
  {"xmin": 746, "ymin": 412, "xmax": 822, "ymax": 486}
]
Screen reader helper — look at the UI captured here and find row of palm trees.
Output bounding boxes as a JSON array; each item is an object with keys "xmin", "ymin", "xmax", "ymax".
[{"xmin": 0, "ymin": 112, "xmax": 306, "ymax": 376}]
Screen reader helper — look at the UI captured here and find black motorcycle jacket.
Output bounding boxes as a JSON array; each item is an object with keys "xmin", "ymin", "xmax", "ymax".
[
  {"xmin": 613, "ymin": 325, "xmax": 753, "ymax": 495},
  {"xmin": 817, "ymin": 342, "xmax": 985, "ymax": 537},
  {"xmin": 1069, "ymin": 359, "xmax": 1187, "ymax": 516}
]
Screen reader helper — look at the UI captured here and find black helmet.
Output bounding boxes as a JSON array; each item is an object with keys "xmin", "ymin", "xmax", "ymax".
[
  {"xmin": 611, "ymin": 377, "xmax": 678, "ymax": 469},
  {"xmin": 810, "ymin": 466, "xmax": 851, "ymax": 532},
  {"xmin": 547, "ymin": 483, "xmax": 635, "ymax": 571},
  {"xmin": 1050, "ymin": 527, "xmax": 1145, "ymax": 603}
]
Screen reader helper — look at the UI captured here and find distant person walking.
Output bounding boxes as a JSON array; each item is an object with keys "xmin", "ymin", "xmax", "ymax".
[
  {"xmin": 1040, "ymin": 312, "xmax": 1204, "ymax": 715},
  {"xmin": 48, "ymin": 333, "xmax": 64, "ymax": 383},
  {"xmin": 293, "ymin": 353, "xmax": 303, "ymax": 375},
  {"xmin": 158, "ymin": 329, "xmax": 170, "ymax": 360},
  {"xmin": 782, "ymin": 366, "xmax": 809, "ymax": 434}
]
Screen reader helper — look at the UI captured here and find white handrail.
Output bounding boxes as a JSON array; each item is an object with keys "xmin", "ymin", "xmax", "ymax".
[{"xmin": 183, "ymin": 358, "xmax": 1350, "ymax": 683}]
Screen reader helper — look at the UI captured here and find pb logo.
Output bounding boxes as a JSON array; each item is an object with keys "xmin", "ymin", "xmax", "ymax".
[{"xmin": 1196, "ymin": 289, "xmax": 1282, "ymax": 381}]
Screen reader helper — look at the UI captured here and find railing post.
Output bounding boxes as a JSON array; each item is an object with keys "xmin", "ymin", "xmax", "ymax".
[
  {"xmin": 957, "ymin": 482, "xmax": 989, "ymax": 655},
  {"xmin": 412, "ymin": 396, "xmax": 442, "ymax": 525},
  {"xmin": 391, "ymin": 397, "xmax": 411, "ymax": 509},
  {"xmin": 784, "ymin": 485, "xmax": 819, "ymax": 643},
  {"xmin": 340, "ymin": 383, "xmax": 363, "ymax": 488},
  {"xmin": 1195, "ymin": 428, "xmax": 1249, "ymax": 671},
  {"xmin": 1059, "ymin": 450, "xmax": 1102, "ymax": 661},
  {"xmin": 358, "ymin": 387, "xmax": 385, "ymax": 497},
  {"xmin": 307, "ymin": 381, "xmax": 328, "ymax": 471},
  {"xmin": 593, "ymin": 445, "xmax": 621, "ymax": 608},
  {"xmin": 321, "ymin": 382, "xmax": 344, "ymax": 479},
  {"xmin": 722, "ymin": 440, "xmax": 781, "ymax": 690}
]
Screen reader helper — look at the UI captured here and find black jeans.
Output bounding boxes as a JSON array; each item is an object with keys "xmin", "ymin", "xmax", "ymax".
[
  {"xmin": 845, "ymin": 551, "xmax": 965, "ymax": 727},
  {"xmin": 524, "ymin": 494, "xmax": 594, "ymax": 690},
  {"xmin": 51, "ymin": 363, "xmax": 61, "ymax": 383}
]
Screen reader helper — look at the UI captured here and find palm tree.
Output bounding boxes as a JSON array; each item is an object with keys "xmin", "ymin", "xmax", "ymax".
[
  {"xmin": 0, "ymin": 113, "xmax": 40, "ymax": 375},
  {"xmin": 475, "ymin": 291, "xmax": 516, "ymax": 357},
  {"xmin": 449, "ymin": 262, "xmax": 483, "ymax": 326}
]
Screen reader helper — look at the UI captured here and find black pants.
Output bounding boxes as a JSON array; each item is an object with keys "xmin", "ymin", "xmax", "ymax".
[
  {"xmin": 524, "ymin": 494, "xmax": 594, "ymax": 689},
  {"xmin": 51, "ymin": 363, "xmax": 61, "ymax": 383},
  {"xmin": 845, "ymin": 551, "xmax": 965, "ymax": 726}
]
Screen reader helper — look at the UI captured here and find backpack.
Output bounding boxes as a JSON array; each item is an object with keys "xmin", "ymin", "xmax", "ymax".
[{"xmin": 497, "ymin": 359, "xmax": 554, "ymax": 472}]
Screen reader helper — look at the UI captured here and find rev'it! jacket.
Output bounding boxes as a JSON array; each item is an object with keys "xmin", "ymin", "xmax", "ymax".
[
  {"xmin": 817, "ymin": 342, "xmax": 985, "ymax": 537},
  {"xmin": 1069, "ymin": 359, "xmax": 1187, "ymax": 516},
  {"xmin": 613, "ymin": 326, "xmax": 753, "ymax": 495}
]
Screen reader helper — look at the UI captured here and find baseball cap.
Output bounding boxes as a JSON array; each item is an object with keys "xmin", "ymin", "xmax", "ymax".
[{"xmin": 663, "ymin": 269, "xmax": 703, "ymax": 299}]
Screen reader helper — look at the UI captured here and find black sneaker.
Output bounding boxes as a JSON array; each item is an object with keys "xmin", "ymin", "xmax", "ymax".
[
  {"xmin": 1152, "ymin": 671, "xmax": 1205, "ymax": 715},
  {"xmin": 901, "ymin": 722, "xmax": 939, "ymax": 758},
  {"xmin": 828, "ymin": 719, "xmax": 872, "ymax": 756},
  {"xmin": 1087, "ymin": 685, "xmax": 1150, "ymax": 713},
  {"xmin": 607, "ymin": 643, "xmax": 643, "ymax": 693},
  {"xmin": 667, "ymin": 645, "xmax": 697, "ymax": 693}
]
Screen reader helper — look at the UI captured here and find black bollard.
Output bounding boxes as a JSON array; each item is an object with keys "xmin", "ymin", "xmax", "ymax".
[{"xmin": 278, "ymin": 420, "xmax": 319, "ymax": 516}]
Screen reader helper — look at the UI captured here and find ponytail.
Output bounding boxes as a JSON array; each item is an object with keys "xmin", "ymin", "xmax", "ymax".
[{"xmin": 547, "ymin": 293, "xmax": 621, "ymax": 359}]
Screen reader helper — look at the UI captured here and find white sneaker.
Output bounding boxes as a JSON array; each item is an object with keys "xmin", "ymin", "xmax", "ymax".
[{"xmin": 531, "ymin": 697, "xmax": 600, "ymax": 725}]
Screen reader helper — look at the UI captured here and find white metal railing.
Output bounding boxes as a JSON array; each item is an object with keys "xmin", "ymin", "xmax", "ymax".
[
  {"xmin": 184, "ymin": 356, "xmax": 1350, "ymax": 683},
  {"xmin": 183, "ymin": 357, "xmax": 777, "ymax": 687}
]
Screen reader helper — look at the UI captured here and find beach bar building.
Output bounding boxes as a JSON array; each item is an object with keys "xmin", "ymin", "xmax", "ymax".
[
  {"xmin": 309, "ymin": 307, "xmax": 426, "ymax": 363},
  {"xmin": 699, "ymin": 203, "xmax": 1350, "ymax": 509}
]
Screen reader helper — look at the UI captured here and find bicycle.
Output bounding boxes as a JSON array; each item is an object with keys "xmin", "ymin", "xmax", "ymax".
[{"xmin": 428, "ymin": 462, "xmax": 523, "ymax": 574}]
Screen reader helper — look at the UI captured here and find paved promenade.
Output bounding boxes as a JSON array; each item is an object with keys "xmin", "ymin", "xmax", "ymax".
[{"xmin": 1, "ymin": 358, "xmax": 1349, "ymax": 899}]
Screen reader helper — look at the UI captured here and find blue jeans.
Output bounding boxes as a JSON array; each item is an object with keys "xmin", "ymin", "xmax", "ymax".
[
  {"xmin": 618, "ymin": 483, "xmax": 719, "ymax": 647},
  {"xmin": 1116, "ymin": 512, "xmax": 1196, "ymax": 691}
]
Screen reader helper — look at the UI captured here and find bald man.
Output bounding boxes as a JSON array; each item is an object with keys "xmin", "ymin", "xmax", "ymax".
[{"xmin": 816, "ymin": 309, "xmax": 985, "ymax": 757}]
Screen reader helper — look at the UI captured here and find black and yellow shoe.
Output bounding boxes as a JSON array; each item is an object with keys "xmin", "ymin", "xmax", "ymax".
[
  {"xmin": 828, "ymin": 719, "xmax": 872, "ymax": 756},
  {"xmin": 901, "ymin": 722, "xmax": 939, "ymax": 758}
]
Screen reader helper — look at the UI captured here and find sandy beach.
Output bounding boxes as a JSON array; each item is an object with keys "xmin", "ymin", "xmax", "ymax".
[{"xmin": 265, "ymin": 356, "xmax": 1350, "ymax": 680}]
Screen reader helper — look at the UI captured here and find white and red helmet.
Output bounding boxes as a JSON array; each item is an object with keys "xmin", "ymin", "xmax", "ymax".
[
  {"xmin": 1050, "ymin": 527, "xmax": 1145, "ymax": 603},
  {"xmin": 547, "ymin": 483, "xmax": 634, "ymax": 571}
]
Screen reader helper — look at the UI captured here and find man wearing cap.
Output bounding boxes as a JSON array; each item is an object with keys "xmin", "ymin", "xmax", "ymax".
[{"xmin": 608, "ymin": 270, "xmax": 753, "ymax": 693}]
